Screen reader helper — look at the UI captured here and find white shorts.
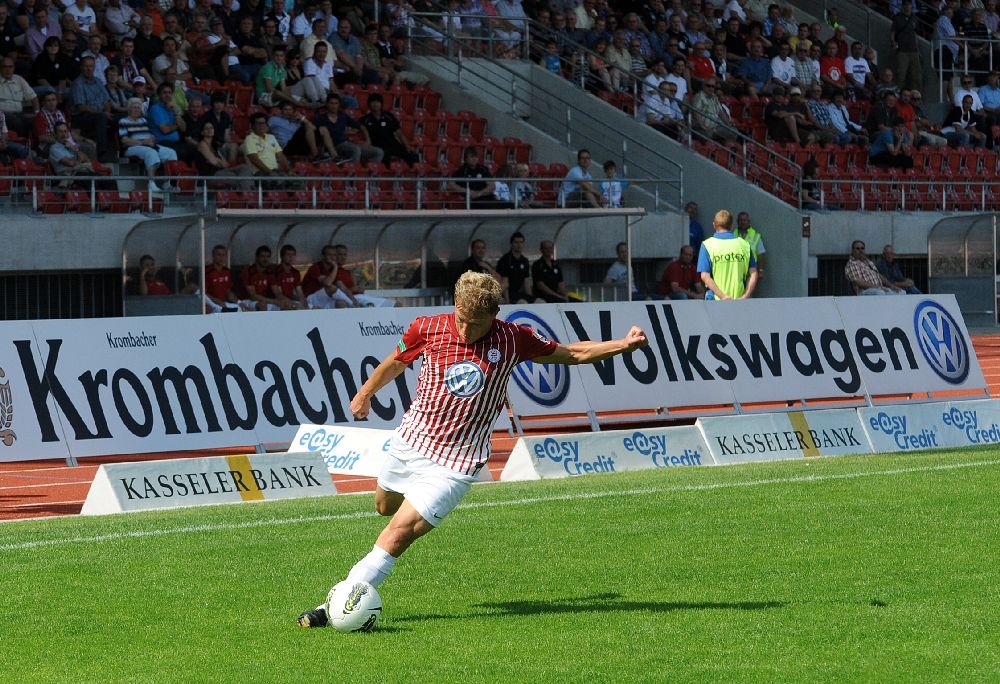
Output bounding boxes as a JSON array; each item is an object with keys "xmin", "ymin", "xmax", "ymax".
[{"xmin": 377, "ymin": 435, "xmax": 475, "ymax": 527}]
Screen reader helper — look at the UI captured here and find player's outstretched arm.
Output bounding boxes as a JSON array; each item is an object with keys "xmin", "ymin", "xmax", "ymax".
[
  {"xmin": 351, "ymin": 352, "xmax": 408, "ymax": 419},
  {"xmin": 534, "ymin": 326, "xmax": 648, "ymax": 365}
]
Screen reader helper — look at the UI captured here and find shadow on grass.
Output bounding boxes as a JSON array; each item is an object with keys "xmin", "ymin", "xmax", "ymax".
[{"xmin": 392, "ymin": 592, "xmax": 787, "ymax": 624}]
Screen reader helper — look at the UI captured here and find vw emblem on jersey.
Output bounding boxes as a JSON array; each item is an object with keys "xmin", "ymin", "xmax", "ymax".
[
  {"xmin": 505, "ymin": 310, "xmax": 570, "ymax": 407},
  {"xmin": 487, "ymin": 348, "xmax": 501, "ymax": 363},
  {"xmin": 913, "ymin": 300, "xmax": 969, "ymax": 384},
  {"xmin": 444, "ymin": 360, "xmax": 486, "ymax": 398}
]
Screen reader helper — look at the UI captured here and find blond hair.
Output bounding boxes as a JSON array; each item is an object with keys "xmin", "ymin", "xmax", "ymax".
[
  {"xmin": 713, "ymin": 209, "xmax": 733, "ymax": 231},
  {"xmin": 454, "ymin": 271, "xmax": 502, "ymax": 314}
]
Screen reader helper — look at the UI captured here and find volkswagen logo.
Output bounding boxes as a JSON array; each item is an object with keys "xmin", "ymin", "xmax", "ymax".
[
  {"xmin": 913, "ymin": 300, "xmax": 969, "ymax": 384},
  {"xmin": 505, "ymin": 310, "xmax": 569, "ymax": 407},
  {"xmin": 444, "ymin": 361, "xmax": 485, "ymax": 398}
]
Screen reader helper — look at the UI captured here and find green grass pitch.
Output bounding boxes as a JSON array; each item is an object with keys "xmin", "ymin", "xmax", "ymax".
[{"xmin": 2, "ymin": 449, "xmax": 1000, "ymax": 682}]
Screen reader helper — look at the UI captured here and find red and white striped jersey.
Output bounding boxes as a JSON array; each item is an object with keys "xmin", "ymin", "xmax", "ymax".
[{"xmin": 394, "ymin": 313, "xmax": 557, "ymax": 475}]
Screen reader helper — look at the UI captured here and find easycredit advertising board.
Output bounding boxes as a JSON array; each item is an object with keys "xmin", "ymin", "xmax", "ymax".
[
  {"xmin": 0, "ymin": 296, "xmax": 985, "ymax": 462},
  {"xmin": 860, "ymin": 398, "xmax": 1000, "ymax": 452}
]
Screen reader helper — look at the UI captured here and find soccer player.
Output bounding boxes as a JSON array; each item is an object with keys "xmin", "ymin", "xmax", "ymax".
[{"xmin": 298, "ymin": 271, "xmax": 649, "ymax": 627}]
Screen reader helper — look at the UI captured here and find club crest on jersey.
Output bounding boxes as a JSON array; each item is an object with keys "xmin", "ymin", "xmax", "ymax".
[
  {"xmin": 487, "ymin": 348, "xmax": 501, "ymax": 363},
  {"xmin": 444, "ymin": 360, "xmax": 486, "ymax": 398}
]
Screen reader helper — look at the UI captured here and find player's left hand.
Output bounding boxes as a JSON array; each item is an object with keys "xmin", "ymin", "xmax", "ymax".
[{"xmin": 624, "ymin": 326, "xmax": 648, "ymax": 352}]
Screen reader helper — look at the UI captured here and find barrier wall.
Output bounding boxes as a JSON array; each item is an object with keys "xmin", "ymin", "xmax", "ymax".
[
  {"xmin": 500, "ymin": 400, "xmax": 1000, "ymax": 482},
  {"xmin": 0, "ymin": 295, "xmax": 985, "ymax": 462}
]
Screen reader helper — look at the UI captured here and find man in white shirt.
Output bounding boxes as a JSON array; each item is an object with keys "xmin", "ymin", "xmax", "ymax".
[
  {"xmin": 954, "ymin": 74, "xmax": 984, "ymax": 111},
  {"xmin": 642, "ymin": 59, "xmax": 670, "ymax": 99},
  {"xmin": 843, "ymin": 41, "xmax": 875, "ymax": 100},
  {"xmin": 665, "ymin": 56, "xmax": 689, "ymax": 102},
  {"xmin": 770, "ymin": 42, "xmax": 795, "ymax": 87}
]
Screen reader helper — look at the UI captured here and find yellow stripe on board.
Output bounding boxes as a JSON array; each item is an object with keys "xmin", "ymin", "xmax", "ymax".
[
  {"xmin": 225, "ymin": 455, "xmax": 265, "ymax": 501},
  {"xmin": 787, "ymin": 412, "xmax": 820, "ymax": 458}
]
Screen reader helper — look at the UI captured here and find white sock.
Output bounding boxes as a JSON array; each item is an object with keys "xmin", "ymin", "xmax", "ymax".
[{"xmin": 345, "ymin": 545, "xmax": 397, "ymax": 588}]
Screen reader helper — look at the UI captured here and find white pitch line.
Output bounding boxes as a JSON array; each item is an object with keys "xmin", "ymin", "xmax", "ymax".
[{"xmin": 1, "ymin": 457, "xmax": 998, "ymax": 552}]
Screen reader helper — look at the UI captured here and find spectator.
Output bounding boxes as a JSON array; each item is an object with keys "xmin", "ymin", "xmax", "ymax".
[
  {"xmin": 790, "ymin": 41, "xmax": 818, "ymax": 91},
  {"xmin": 587, "ymin": 38, "xmax": 614, "ymax": 91},
  {"xmin": 827, "ymin": 90, "xmax": 868, "ymax": 146},
  {"xmin": 962, "ymin": 9, "xmax": 990, "ymax": 80},
  {"xmin": 456, "ymin": 239, "xmax": 506, "ymax": 294},
  {"xmin": 599, "ymin": 159, "xmax": 628, "ymax": 208},
  {"xmin": 497, "ymin": 231, "xmax": 538, "ymax": 304},
  {"xmin": 330, "ymin": 18, "xmax": 367, "ymax": 85},
  {"xmin": 34, "ymin": 91, "xmax": 97, "ymax": 159},
  {"xmin": 803, "ymin": 85, "xmax": 838, "ymax": 144},
  {"xmin": 0, "ymin": 111, "xmax": 29, "ymax": 164},
  {"xmin": 492, "ymin": 0, "xmax": 528, "ymax": 57},
  {"xmin": 204, "ymin": 244, "xmax": 243, "ymax": 313},
  {"xmin": 26, "ymin": 7, "xmax": 61, "ymax": 61},
  {"xmin": 934, "ymin": 6, "xmax": 958, "ymax": 102},
  {"xmin": 195, "ymin": 121, "xmax": 254, "ymax": 187},
  {"xmin": 0, "ymin": 5, "xmax": 19, "ymax": 60},
  {"xmin": 869, "ymin": 116, "xmax": 915, "ymax": 168},
  {"xmin": 665, "ymin": 55, "xmax": 690, "ymax": 102},
  {"xmin": 114, "ymin": 37, "xmax": 155, "ymax": 92},
  {"xmin": 606, "ymin": 30, "xmax": 632, "ymax": 91},
  {"xmin": 67, "ymin": 56, "xmax": 112, "ymax": 162},
  {"xmin": 360, "ymin": 23, "xmax": 395, "ymax": 86},
  {"xmin": 104, "ymin": 65, "xmax": 130, "ymax": 118},
  {"xmin": 561, "ymin": 148, "xmax": 606, "ymax": 208},
  {"xmin": 735, "ymin": 40, "xmax": 773, "ymax": 98},
  {"xmin": 445, "ymin": 145, "xmax": 511, "ymax": 208},
  {"xmin": 256, "ymin": 45, "xmax": 292, "ymax": 107},
  {"xmin": 105, "ymin": 0, "xmax": 141, "ymax": 46},
  {"xmin": 953, "ymin": 74, "xmax": 984, "ymax": 110},
  {"xmin": 151, "ymin": 36, "xmax": 191, "ymax": 85},
  {"xmin": 603, "ymin": 241, "xmax": 647, "ymax": 298},
  {"xmin": 271, "ymin": 244, "xmax": 308, "ymax": 310},
  {"xmin": 30, "ymin": 35, "xmax": 72, "ymax": 101},
  {"xmin": 48, "ymin": 121, "xmax": 94, "ymax": 187},
  {"xmin": 265, "ymin": 0, "xmax": 292, "ymax": 43},
  {"xmin": 698, "ymin": 209, "xmax": 758, "ymax": 300},
  {"xmin": 201, "ymin": 91, "xmax": 240, "ymax": 161},
  {"xmin": 734, "ymin": 211, "xmax": 766, "ymax": 276},
  {"xmin": 659, "ymin": 244, "xmax": 706, "ymax": 299},
  {"xmin": 229, "ymin": 16, "xmax": 266, "ymax": 83},
  {"xmin": 129, "ymin": 76, "xmax": 152, "ymax": 111},
  {"xmin": 865, "ymin": 91, "xmax": 899, "ymax": 139},
  {"xmin": 770, "ymin": 41, "xmax": 795, "ymax": 88},
  {"xmin": 66, "ymin": 0, "xmax": 98, "ymax": 38},
  {"xmin": 375, "ymin": 22, "xmax": 429, "ymax": 86},
  {"xmin": 138, "ymin": 254, "xmax": 173, "ymax": 295},
  {"xmin": 844, "ymin": 41, "xmax": 875, "ymax": 100},
  {"xmin": 641, "ymin": 80, "xmax": 685, "ymax": 138},
  {"xmin": 531, "ymin": 239, "xmax": 573, "ymax": 303},
  {"xmin": 874, "ymin": 67, "xmax": 900, "ymax": 101},
  {"xmin": 691, "ymin": 77, "xmax": 738, "ymax": 141},
  {"xmin": 765, "ymin": 85, "xmax": 811, "ymax": 144},
  {"xmin": 243, "ymin": 111, "xmax": 296, "ymax": 183},
  {"xmin": 818, "ymin": 39, "xmax": 846, "ymax": 98},
  {"xmin": 908, "ymin": 90, "xmax": 948, "ymax": 147},
  {"xmin": 686, "ymin": 201, "xmax": 704, "ymax": 254},
  {"xmin": 0, "ymin": 57, "xmax": 39, "ymax": 137},
  {"xmin": 845, "ymin": 240, "xmax": 904, "ymax": 295},
  {"xmin": 267, "ymin": 100, "xmax": 334, "ymax": 163},
  {"xmin": 512, "ymin": 163, "xmax": 543, "ymax": 208},
  {"xmin": 300, "ymin": 42, "xmax": 357, "ymax": 107},
  {"xmin": 148, "ymin": 82, "xmax": 194, "ymax": 161},
  {"xmin": 300, "ymin": 17, "xmax": 333, "ymax": 61},
  {"xmin": 359, "ymin": 92, "xmax": 419, "ymax": 166},
  {"xmin": 82, "ymin": 35, "xmax": 111, "ymax": 85},
  {"xmin": 941, "ymin": 95, "xmax": 987, "ymax": 148},
  {"xmin": 313, "ymin": 93, "xmax": 383, "ymax": 165},
  {"xmin": 238, "ymin": 245, "xmax": 281, "ymax": 311},
  {"xmin": 876, "ymin": 245, "xmax": 921, "ymax": 294},
  {"xmin": 119, "ymin": 97, "xmax": 177, "ymax": 193},
  {"xmin": 133, "ymin": 15, "xmax": 164, "ymax": 68}
]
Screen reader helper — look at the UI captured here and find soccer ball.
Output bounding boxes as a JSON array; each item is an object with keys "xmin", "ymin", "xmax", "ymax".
[{"xmin": 325, "ymin": 580, "xmax": 382, "ymax": 632}]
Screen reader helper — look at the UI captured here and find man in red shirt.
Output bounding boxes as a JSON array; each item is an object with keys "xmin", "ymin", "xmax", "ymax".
[
  {"xmin": 204, "ymin": 244, "xmax": 243, "ymax": 312},
  {"xmin": 137, "ymin": 254, "xmax": 172, "ymax": 295},
  {"xmin": 660, "ymin": 245, "xmax": 706, "ymax": 299},
  {"xmin": 238, "ymin": 244, "xmax": 281, "ymax": 311},
  {"xmin": 270, "ymin": 243, "xmax": 307, "ymax": 310},
  {"xmin": 301, "ymin": 244, "xmax": 348, "ymax": 310},
  {"xmin": 327, "ymin": 243, "xmax": 395, "ymax": 308},
  {"xmin": 298, "ymin": 271, "xmax": 649, "ymax": 627}
]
